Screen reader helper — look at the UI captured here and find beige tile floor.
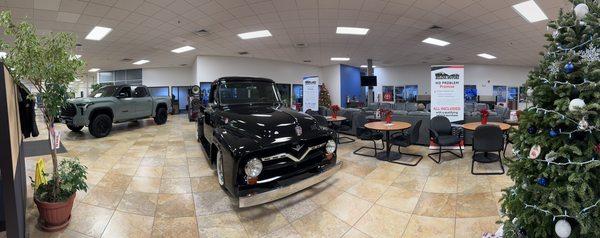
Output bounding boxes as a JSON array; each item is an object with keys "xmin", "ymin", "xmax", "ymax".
[{"xmin": 23, "ymin": 113, "xmax": 514, "ymax": 238}]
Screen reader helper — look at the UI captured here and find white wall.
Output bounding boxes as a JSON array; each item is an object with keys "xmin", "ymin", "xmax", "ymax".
[
  {"xmin": 142, "ymin": 67, "xmax": 194, "ymax": 87},
  {"xmin": 320, "ymin": 64, "xmax": 341, "ymax": 105},
  {"xmin": 195, "ymin": 56, "xmax": 321, "ymax": 84},
  {"xmin": 373, "ymin": 64, "xmax": 532, "ymax": 96}
]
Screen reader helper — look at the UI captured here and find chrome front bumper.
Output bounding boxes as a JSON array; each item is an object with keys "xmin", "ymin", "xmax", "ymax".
[{"xmin": 238, "ymin": 161, "xmax": 342, "ymax": 208}]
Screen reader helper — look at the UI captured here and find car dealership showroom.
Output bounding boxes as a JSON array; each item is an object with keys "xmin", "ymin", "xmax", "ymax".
[{"xmin": 0, "ymin": 0, "xmax": 598, "ymax": 237}]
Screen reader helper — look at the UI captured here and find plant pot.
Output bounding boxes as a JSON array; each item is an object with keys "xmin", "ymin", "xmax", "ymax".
[
  {"xmin": 481, "ymin": 116, "xmax": 488, "ymax": 125},
  {"xmin": 332, "ymin": 111, "xmax": 337, "ymax": 119},
  {"xmin": 34, "ymin": 193, "xmax": 76, "ymax": 232}
]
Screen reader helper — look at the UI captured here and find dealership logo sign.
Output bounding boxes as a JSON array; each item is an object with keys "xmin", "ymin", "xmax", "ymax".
[{"xmin": 435, "ymin": 72, "xmax": 460, "ymax": 79}]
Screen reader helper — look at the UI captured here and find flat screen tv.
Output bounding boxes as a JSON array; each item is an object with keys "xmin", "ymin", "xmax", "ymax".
[{"xmin": 361, "ymin": 76, "xmax": 377, "ymax": 87}]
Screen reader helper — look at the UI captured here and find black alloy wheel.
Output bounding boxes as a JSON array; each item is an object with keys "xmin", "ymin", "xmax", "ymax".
[
  {"xmin": 66, "ymin": 124, "xmax": 84, "ymax": 132},
  {"xmin": 154, "ymin": 107, "xmax": 168, "ymax": 125},
  {"xmin": 89, "ymin": 114, "xmax": 112, "ymax": 138}
]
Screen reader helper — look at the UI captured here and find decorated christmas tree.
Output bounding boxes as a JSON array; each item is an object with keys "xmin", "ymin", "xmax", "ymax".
[
  {"xmin": 319, "ymin": 83, "xmax": 332, "ymax": 107},
  {"xmin": 500, "ymin": 1, "xmax": 599, "ymax": 237}
]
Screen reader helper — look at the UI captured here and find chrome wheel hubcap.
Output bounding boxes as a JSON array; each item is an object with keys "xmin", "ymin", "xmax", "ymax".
[{"xmin": 216, "ymin": 151, "xmax": 224, "ymax": 186}]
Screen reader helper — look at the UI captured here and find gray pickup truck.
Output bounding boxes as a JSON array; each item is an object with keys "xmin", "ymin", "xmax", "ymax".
[{"xmin": 60, "ymin": 85, "xmax": 171, "ymax": 138}]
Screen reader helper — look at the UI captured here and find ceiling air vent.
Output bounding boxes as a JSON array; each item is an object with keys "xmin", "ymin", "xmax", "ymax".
[
  {"xmin": 238, "ymin": 51, "xmax": 249, "ymax": 55},
  {"xmin": 180, "ymin": 64, "xmax": 187, "ymax": 67},
  {"xmin": 429, "ymin": 25, "xmax": 443, "ymax": 30},
  {"xmin": 194, "ymin": 29, "xmax": 210, "ymax": 37},
  {"xmin": 121, "ymin": 58, "xmax": 133, "ymax": 62},
  {"xmin": 303, "ymin": 60, "xmax": 311, "ymax": 63},
  {"xmin": 294, "ymin": 43, "xmax": 308, "ymax": 48}
]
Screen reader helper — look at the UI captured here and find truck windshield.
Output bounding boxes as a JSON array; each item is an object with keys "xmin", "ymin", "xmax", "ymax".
[
  {"xmin": 219, "ymin": 82, "xmax": 280, "ymax": 105},
  {"xmin": 89, "ymin": 86, "xmax": 118, "ymax": 98}
]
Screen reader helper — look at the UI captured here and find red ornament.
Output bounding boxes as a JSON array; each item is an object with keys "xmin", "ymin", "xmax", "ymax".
[{"xmin": 384, "ymin": 110, "xmax": 392, "ymax": 124}]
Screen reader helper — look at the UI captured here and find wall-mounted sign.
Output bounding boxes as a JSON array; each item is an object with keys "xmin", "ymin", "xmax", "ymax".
[
  {"xmin": 382, "ymin": 86, "xmax": 394, "ymax": 102},
  {"xmin": 430, "ymin": 65, "xmax": 464, "ymax": 122},
  {"xmin": 302, "ymin": 76, "xmax": 319, "ymax": 112}
]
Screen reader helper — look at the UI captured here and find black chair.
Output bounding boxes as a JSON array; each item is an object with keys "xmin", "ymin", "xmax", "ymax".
[
  {"xmin": 389, "ymin": 120, "xmax": 423, "ymax": 166},
  {"xmin": 331, "ymin": 110, "xmax": 355, "ymax": 144},
  {"xmin": 427, "ymin": 116, "xmax": 463, "ymax": 163},
  {"xmin": 472, "ymin": 124, "xmax": 505, "ymax": 175},
  {"xmin": 353, "ymin": 113, "xmax": 384, "ymax": 157}
]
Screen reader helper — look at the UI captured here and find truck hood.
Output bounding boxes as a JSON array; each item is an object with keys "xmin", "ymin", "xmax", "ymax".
[
  {"xmin": 221, "ymin": 105, "xmax": 324, "ymax": 143},
  {"xmin": 68, "ymin": 97, "xmax": 112, "ymax": 105}
]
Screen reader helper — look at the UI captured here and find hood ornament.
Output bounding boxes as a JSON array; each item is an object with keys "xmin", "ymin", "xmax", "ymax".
[
  {"xmin": 292, "ymin": 144, "xmax": 303, "ymax": 152},
  {"xmin": 295, "ymin": 125, "xmax": 302, "ymax": 136}
]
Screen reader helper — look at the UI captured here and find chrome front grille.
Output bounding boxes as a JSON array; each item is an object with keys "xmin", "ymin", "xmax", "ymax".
[{"xmin": 260, "ymin": 142, "xmax": 326, "ymax": 162}]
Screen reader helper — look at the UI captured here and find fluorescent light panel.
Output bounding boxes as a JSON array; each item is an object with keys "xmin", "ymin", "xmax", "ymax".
[
  {"xmin": 171, "ymin": 46, "xmax": 195, "ymax": 53},
  {"xmin": 237, "ymin": 30, "xmax": 272, "ymax": 39},
  {"xmin": 331, "ymin": 57, "xmax": 350, "ymax": 61},
  {"xmin": 336, "ymin": 27, "xmax": 369, "ymax": 35},
  {"xmin": 512, "ymin": 0, "xmax": 548, "ymax": 23},
  {"xmin": 477, "ymin": 53, "xmax": 497, "ymax": 59},
  {"xmin": 88, "ymin": 68, "xmax": 100, "ymax": 72},
  {"xmin": 360, "ymin": 65, "xmax": 376, "ymax": 68},
  {"xmin": 422, "ymin": 37, "xmax": 450, "ymax": 46},
  {"xmin": 133, "ymin": 59, "xmax": 149, "ymax": 65},
  {"xmin": 85, "ymin": 26, "xmax": 112, "ymax": 41}
]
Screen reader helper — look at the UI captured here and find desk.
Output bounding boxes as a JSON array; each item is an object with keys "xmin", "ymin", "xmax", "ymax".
[{"xmin": 364, "ymin": 121, "xmax": 411, "ymax": 161}]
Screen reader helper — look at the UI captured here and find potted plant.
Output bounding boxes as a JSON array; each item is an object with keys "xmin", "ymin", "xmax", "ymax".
[{"xmin": 0, "ymin": 11, "xmax": 87, "ymax": 231}]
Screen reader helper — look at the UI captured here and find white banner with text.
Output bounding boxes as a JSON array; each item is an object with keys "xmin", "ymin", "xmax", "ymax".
[
  {"xmin": 302, "ymin": 76, "xmax": 319, "ymax": 112},
  {"xmin": 430, "ymin": 65, "xmax": 464, "ymax": 122}
]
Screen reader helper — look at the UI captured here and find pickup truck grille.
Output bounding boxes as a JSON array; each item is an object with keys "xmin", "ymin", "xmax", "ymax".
[{"xmin": 60, "ymin": 103, "xmax": 77, "ymax": 117}]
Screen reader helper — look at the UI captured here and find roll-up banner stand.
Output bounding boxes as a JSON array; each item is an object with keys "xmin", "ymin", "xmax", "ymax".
[
  {"xmin": 302, "ymin": 76, "xmax": 319, "ymax": 112},
  {"xmin": 430, "ymin": 65, "xmax": 464, "ymax": 149}
]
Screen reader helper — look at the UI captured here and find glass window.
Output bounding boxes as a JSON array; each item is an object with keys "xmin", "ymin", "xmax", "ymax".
[
  {"xmin": 218, "ymin": 81, "xmax": 279, "ymax": 105},
  {"xmin": 89, "ymin": 85, "xmax": 118, "ymax": 98},
  {"xmin": 98, "ymin": 72, "xmax": 113, "ymax": 83},
  {"xmin": 132, "ymin": 86, "xmax": 148, "ymax": 97},
  {"xmin": 148, "ymin": 87, "xmax": 169, "ymax": 97},
  {"xmin": 117, "ymin": 86, "xmax": 132, "ymax": 98}
]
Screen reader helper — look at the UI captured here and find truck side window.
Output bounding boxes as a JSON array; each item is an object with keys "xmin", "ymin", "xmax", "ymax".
[
  {"xmin": 133, "ymin": 87, "xmax": 148, "ymax": 98},
  {"xmin": 117, "ymin": 87, "xmax": 132, "ymax": 98}
]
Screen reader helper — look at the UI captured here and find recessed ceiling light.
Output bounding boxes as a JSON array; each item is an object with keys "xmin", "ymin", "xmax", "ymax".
[
  {"xmin": 171, "ymin": 46, "xmax": 195, "ymax": 53},
  {"xmin": 0, "ymin": 52, "xmax": 6, "ymax": 58},
  {"xmin": 237, "ymin": 30, "xmax": 272, "ymax": 39},
  {"xmin": 477, "ymin": 53, "xmax": 497, "ymax": 59},
  {"xmin": 88, "ymin": 68, "xmax": 100, "ymax": 72},
  {"xmin": 360, "ymin": 65, "xmax": 376, "ymax": 68},
  {"xmin": 331, "ymin": 57, "xmax": 350, "ymax": 61},
  {"xmin": 336, "ymin": 27, "xmax": 369, "ymax": 35},
  {"xmin": 512, "ymin": 0, "xmax": 548, "ymax": 23},
  {"xmin": 132, "ymin": 59, "xmax": 149, "ymax": 65},
  {"xmin": 85, "ymin": 26, "xmax": 112, "ymax": 41},
  {"xmin": 422, "ymin": 37, "xmax": 450, "ymax": 46}
]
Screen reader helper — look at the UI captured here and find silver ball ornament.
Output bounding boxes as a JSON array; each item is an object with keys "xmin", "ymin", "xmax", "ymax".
[
  {"xmin": 568, "ymin": 98, "xmax": 586, "ymax": 111},
  {"xmin": 555, "ymin": 219, "xmax": 572, "ymax": 238},
  {"xmin": 527, "ymin": 88, "xmax": 534, "ymax": 97},
  {"xmin": 574, "ymin": 3, "xmax": 589, "ymax": 20}
]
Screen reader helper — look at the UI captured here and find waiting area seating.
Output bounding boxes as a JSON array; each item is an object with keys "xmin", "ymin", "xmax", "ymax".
[{"xmin": 427, "ymin": 116, "xmax": 463, "ymax": 164}]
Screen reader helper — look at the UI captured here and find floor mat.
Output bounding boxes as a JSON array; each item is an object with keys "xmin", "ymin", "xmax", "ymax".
[{"xmin": 22, "ymin": 140, "xmax": 67, "ymax": 157}]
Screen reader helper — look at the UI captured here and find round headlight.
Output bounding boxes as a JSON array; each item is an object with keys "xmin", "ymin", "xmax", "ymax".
[
  {"xmin": 244, "ymin": 158, "xmax": 263, "ymax": 177},
  {"xmin": 326, "ymin": 140, "xmax": 336, "ymax": 154}
]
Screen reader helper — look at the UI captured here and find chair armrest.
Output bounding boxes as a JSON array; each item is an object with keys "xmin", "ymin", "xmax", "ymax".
[{"xmin": 428, "ymin": 129, "xmax": 440, "ymax": 143}]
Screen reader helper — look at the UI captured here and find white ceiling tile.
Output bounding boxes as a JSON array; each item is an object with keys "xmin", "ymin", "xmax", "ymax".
[
  {"xmin": 145, "ymin": 0, "xmax": 175, "ymax": 8},
  {"xmin": 34, "ymin": 0, "xmax": 60, "ymax": 11},
  {"xmin": 339, "ymin": 0, "xmax": 363, "ymax": 10},
  {"xmin": 114, "ymin": 0, "xmax": 142, "ymax": 11},
  {"xmin": 56, "ymin": 11, "xmax": 80, "ymax": 22},
  {"xmin": 104, "ymin": 7, "xmax": 129, "ymax": 21},
  {"xmin": 166, "ymin": 0, "xmax": 193, "ymax": 15},
  {"xmin": 59, "ymin": 0, "xmax": 86, "ymax": 13},
  {"xmin": 84, "ymin": 2, "xmax": 110, "ymax": 17}
]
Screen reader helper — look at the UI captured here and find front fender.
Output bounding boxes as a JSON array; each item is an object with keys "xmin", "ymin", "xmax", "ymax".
[{"xmin": 211, "ymin": 126, "xmax": 256, "ymax": 197}]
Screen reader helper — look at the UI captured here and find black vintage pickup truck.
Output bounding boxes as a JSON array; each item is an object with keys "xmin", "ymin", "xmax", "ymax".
[{"xmin": 196, "ymin": 77, "xmax": 341, "ymax": 207}]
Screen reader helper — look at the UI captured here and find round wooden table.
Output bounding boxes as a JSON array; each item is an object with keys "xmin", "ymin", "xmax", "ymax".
[
  {"xmin": 364, "ymin": 121, "xmax": 411, "ymax": 162},
  {"xmin": 325, "ymin": 116, "xmax": 346, "ymax": 122},
  {"xmin": 325, "ymin": 116, "xmax": 352, "ymax": 144},
  {"xmin": 461, "ymin": 122, "xmax": 511, "ymax": 131}
]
